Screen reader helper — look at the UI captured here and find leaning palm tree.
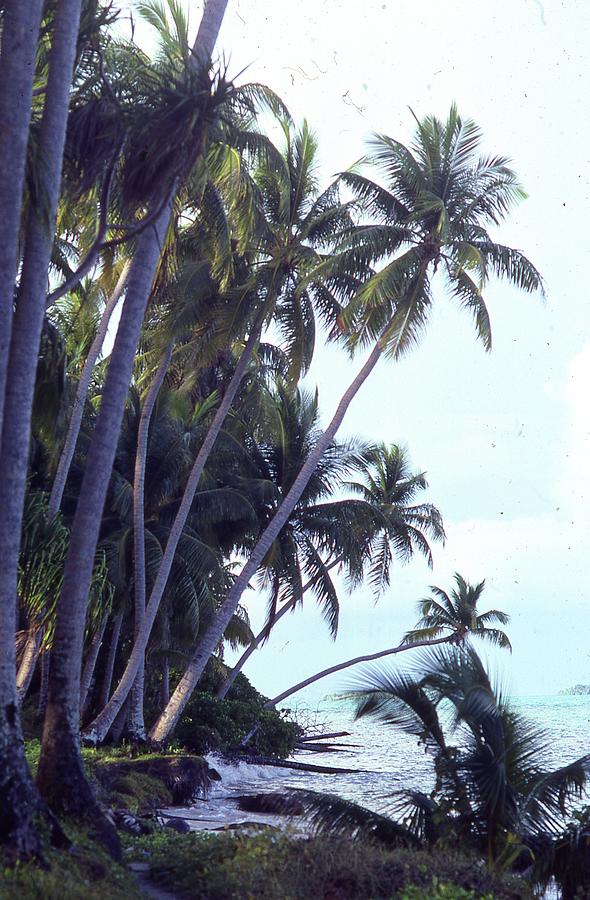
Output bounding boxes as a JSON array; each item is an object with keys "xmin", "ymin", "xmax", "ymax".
[
  {"xmin": 84, "ymin": 114, "xmax": 364, "ymax": 744},
  {"xmin": 404, "ymin": 572, "xmax": 511, "ymax": 650},
  {"xmin": 140, "ymin": 105, "xmax": 544, "ymax": 739},
  {"xmin": 258, "ymin": 571, "xmax": 510, "ymax": 710}
]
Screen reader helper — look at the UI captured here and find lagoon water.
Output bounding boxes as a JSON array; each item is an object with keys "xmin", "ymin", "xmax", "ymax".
[{"xmin": 169, "ymin": 694, "xmax": 590, "ymax": 831}]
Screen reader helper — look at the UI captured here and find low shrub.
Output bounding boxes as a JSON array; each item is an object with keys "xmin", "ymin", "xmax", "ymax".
[
  {"xmin": 128, "ymin": 831, "xmax": 532, "ymax": 899},
  {"xmin": 174, "ymin": 682, "xmax": 300, "ymax": 758},
  {"xmin": 0, "ymin": 826, "xmax": 140, "ymax": 900}
]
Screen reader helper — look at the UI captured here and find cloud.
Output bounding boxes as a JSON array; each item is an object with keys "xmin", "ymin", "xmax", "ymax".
[{"xmin": 559, "ymin": 341, "xmax": 590, "ymax": 515}]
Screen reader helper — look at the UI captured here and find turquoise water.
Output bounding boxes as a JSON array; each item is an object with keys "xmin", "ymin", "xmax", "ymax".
[
  {"xmin": 273, "ymin": 693, "xmax": 590, "ymax": 811},
  {"xmin": 168, "ymin": 694, "xmax": 590, "ymax": 838},
  {"xmin": 187, "ymin": 694, "xmax": 590, "ymax": 830}
]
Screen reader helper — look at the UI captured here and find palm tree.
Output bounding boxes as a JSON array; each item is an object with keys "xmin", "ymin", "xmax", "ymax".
[
  {"xmin": 84, "ymin": 115, "xmax": 363, "ymax": 744},
  {"xmin": 346, "ymin": 443, "xmax": 446, "ymax": 592},
  {"xmin": 37, "ymin": 0, "xmax": 229, "ymax": 824},
  {"xmin": 283, "ymin": 644, "xmax": 590, "ymax": 896},
  {"xmin": 405, "ymin": 572, "xmax": 511, "ymax": 650},
  {"xmin": 0, "ymin": 0, "xmax": 87, "ymax": 859},
  {"xmin": 217, "ymin": 442, "xmax": 445, "ymax": 699},
  {"xmin": 147, "ymin": 382, "xmax": 374, "ymax": 741},
  {"xmin": 0, "ymin": 0, "xmax": 44, "ymax": 435},
  {"xmin": 142, "ymin": 106, "xmax": 544, "ymax": 732},
  {"xmin": 259, "ymin": 571, "xmax": 509, "ymax": 710}
]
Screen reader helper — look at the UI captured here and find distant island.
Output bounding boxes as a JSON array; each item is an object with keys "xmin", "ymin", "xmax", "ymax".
[{"xmin": 559, "ymin": 685, "xmax": 590, "ymax": 696}]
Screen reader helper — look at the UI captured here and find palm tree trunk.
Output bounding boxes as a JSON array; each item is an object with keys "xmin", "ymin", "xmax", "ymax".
[
  {"xmin": 148, "ymin": 342, "xmax": 384, "ymax": 743},
  {"xmin": 128, "ymin": 342, "xmax": 173, "ymax": 741},
  {"xmin": 48, "ymin": 262, "xmax": 130, "ymax": 519},
  {"xmin": 37, "ymin": 205, "xmax": 171, "ymax": 812},
  {"xmin": 237, "ymin": 634, "xmax": 455, "ymax": 750},
  {"xmin": 0, "ymin": 0, "xmax": 44, "ymax": 436},
  {"xmin": 265, "ymin": 634, "xmax": 454, "ymax": 708},
  {"xmin": 161, "ymin": 654, "xmax": 170, "ymax": 709},
  {"xmin": 0, "ymin": 0, "xmax": 86, "ymax": 857},
  {"xmin": 79, "ymin": 615, "xmax": 108, "ymax": 713},
  {"xmin": 38, "ymin": 0, "xmax": 229, "ymax": 803},
  {"xmin": 84, "ymin": 316, "xmax": 266, "ymax": 743},
  {"xmin": 148, "ymin": 253, "xmax": 435, "ymax": 746},
  {"xmin": 216, "ymin": 558, "xmax": 343, "ymax": 699},
  {"xmin": 37, "ymin": 649, "xmax": 50, "ymax": 719},
  {"xmin": 98, "ymin": 610, "xmax": 123, "ymax": 710},
  {"xmin": 16, "ymin": 628, "xmax": 42, "ymax": 704}
]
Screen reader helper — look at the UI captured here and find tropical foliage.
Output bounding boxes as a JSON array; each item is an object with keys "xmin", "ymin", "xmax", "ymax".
[
  {"xmin": 284, "ymin": 645, "xmax": 590, "ymax": 897},
  {"xmin": 0, "ymin": 3, "xmax": 556, "ymax": 896}
]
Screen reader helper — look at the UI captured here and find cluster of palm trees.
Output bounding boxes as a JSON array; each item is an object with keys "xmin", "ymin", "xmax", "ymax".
[{"xmin": 0, "ymin": 0, "xmax": 544, "ymax": 863}]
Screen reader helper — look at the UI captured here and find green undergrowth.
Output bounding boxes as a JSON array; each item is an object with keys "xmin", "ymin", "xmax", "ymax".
[
  {"xmin": 172, "ymin": 663, "xmax": 301, "ymax": 757},
  {"xmin": 125, "ymin": 830, "xmax": 533, "ymax": 899},
  {"xmin": 25, "ymin": 741, "xmax": 212, "ymax": 812},
  {"xmin": 0, "ymin": 825, "xmax": 140, "ymax": 900}
]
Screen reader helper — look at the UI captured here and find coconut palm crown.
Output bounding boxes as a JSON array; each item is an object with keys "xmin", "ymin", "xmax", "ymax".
[
  {"xmin": 404, "ymin": 572, "xmax": 511, "ymax": 650},
  {"xmin": 332, "ymin": 104, "xmax": 544, "ymax": 358}
]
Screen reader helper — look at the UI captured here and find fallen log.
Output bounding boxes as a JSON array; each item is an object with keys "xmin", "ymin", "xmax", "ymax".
[
  {"xmin": 295, "ymin": 743, "xmax": 360, "ymax": 753},
  {"xmin": 298, "ymin": 731, "xmax": 351, "ymax": 742},
  {"xmin": 232, "ymin": 753, "xmax": 365, "ymax": 775}
]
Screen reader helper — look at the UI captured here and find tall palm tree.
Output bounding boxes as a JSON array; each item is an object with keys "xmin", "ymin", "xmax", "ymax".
[
  {"xmin": 0, "ymin": 0, "xmax": 87, "ymax": 859},
  {"xmin": 84, "ymin": 116, "xmax": 364, "ymax": 743},
  {"xmin": 0, "ymin": 0, "xmax": 44, "ymax": 435},
  {"xmin": 37, "ymin": 0, "xmax": 229, "ymax": 824},
  {"xmin": 147, "ymin": 382, "xmax": 373, "ymax": 740},
  {"xmin": 140, "ymin": 106, "xmax": 543, "ymax": 735},
  {"xmin": 405, "ymin": 572, "xmax": 511, "ymax": 649}
]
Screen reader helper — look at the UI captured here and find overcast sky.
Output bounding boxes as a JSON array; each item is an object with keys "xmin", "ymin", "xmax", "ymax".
[{"xmin": 133, "ymin": 1, "xmax": 590, "ymax": 698}]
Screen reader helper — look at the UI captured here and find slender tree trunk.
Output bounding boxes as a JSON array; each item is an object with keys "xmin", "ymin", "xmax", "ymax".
[
  {"xmin": 238, "ymin": 634, "xmax": 455, "ymax": 750},
  {"xmin": 98, "ymin": 610, "xmax": 123, "ymax": 710},
  {"xmin": 264, "ymin": 634, "xmax": 454, "ymax": 708},
  {"xmin": 85, "ymin": 317, "xmax": 265, "ymax": 742},
  {"xmin": 0, "ymin": 0, "xmax": 44, "ymax": 436},
  {"xmin": 79, "ymin": 615, "xmax": 108, "ymax": 713},
  {"xmin": 48, "ymin": 262, "xmax": 130, "ymax": 519},
  {"xmin": 38, "ymin": 0, "xmax": 229, "ymax": 803},
  {"xmin": 216, "ymin": 558, "xmax": 343, "ymax": 699},
  {"xmin": 0, "ymin": 0, "xmax": 85, "ymax": 859},
  {"xmin": 128, "ymin": 342, "xmax": 173, "ymax": 741},
  {"xmin": 217, "ymin": 601, "xmax": 295, "ymax": 699},
  {"xmin": 149, "ymin": 343, "xmax": 384, "ymax": 742},
  {"xmin": 37, "ymin": 205, "xmax": 170, "ymax": 812},
  {"xmin": 149, "ymin": 255, "xmax": 435, "ymax": 745},
  {"xmin": 16, "ymin": 628, "xmax": 42, "ymax": 704},
  {"xmin": 37, "ymin": 649, "xmax": 50, "ymax": 718},
  {"xmin": 161, "ymin": 655, "xmax": 170, "ymax": 709},
  {"xmin": 21, "ymin": 270, "xmax": 129, "ymax": 709},
  {"xmin": 108, "ymin": 696, "xmax": 129, "ymax": 745}
]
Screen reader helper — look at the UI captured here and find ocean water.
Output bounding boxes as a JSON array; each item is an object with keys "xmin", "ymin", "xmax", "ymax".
[{"xmin": 166, "ymin": 693, "xmax": 590, "ymax": 832}]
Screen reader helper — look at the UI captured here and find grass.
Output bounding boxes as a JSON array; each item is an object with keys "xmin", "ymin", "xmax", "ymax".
[
  {"xmin": 125, "ymin": 830, "xmax": 533, "ymax": 899},
  {"xmin": 0, "ymin": 825, "xmax": 141, "ymax": 900}
]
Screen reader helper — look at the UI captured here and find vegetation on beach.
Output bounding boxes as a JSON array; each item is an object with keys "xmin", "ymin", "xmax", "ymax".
[{"xmin": 122, "ymin": 830, "xmax": 532, "ymax": 899}]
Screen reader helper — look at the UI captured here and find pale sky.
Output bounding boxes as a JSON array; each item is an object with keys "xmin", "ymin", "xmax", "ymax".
[{"xmin": 131, "ymin": 1, "xmax": 590, "ymax": 698}]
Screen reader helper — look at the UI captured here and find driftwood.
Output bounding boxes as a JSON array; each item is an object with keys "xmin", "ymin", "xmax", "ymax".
[
  {"xmin": 294, "ymin": 741, "xmax": 359, "ymax": 753},
  {"xmin": 298, "ymin": 731, "xmax": 351, "ymax": 742},
  {"xmin": 232, "ymin": 753, "xmax": 364, "ymax": 775}
]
